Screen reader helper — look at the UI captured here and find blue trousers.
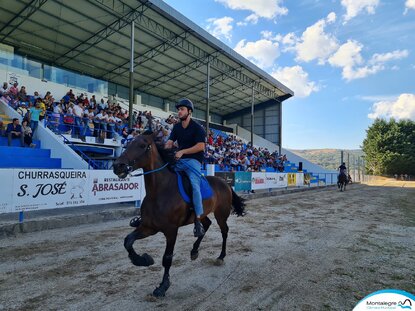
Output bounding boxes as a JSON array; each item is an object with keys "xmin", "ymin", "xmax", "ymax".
[{"xmin": 175, "ymin": 158, "xmax": 203, "ymax": 217}]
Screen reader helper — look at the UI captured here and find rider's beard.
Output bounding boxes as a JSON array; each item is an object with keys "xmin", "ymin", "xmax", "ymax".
[{"xmin": 179, "ymin": 112, "xmax": 190, "ymax": 121}]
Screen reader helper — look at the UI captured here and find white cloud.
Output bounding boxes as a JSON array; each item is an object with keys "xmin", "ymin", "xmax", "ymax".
[
  {"xmin": 293, "ymin": 13, "xmax": 339, "ymax": 64},
  {"xmin": 215, "ymin": 0, "xmax": 288, "ymax": 19},
  {"xmin": 271, "ymin": 65, "xmax": 319, "ymax": 98},
  {"xmin": 328, "ymin": 41, "xmax": 409, "ymax": 81},
  {"xmin": 369, "ymin": 50, "xmax": 409, "ymax": 64},
  {"xmin": 206, "ymin": 17, "xmax": 234, "ymax": 41},
  {"xmin": 368, "ymin": 93, "xmax": 415, "ymax": 120},
  {"xmin": 341, "ymin": 0, "xmax": 379, "ymax": 22},
  {"xmin": 342, "ymin": 64, "xmax": 384, "ymax": 81},
  {"xmin": 234, "ymin": 39, "xmax": 280, "ymax": 68},
  {"xmin": 328, "ymin": 40, "xmax": 363, "ymax": 68},
  {"xmin": 327, "ymin": 12, "xmax": 337, "ymax": 23},
  {"xmin": 260, "ymin": 30, "xmax": 273, "ymax": 39},
  {"xmin": 404, "ymin": 0, "xmax": 415, "ymax": 14},
  {"xmin": 236, "ymin": 13, "xmax": 259, "ymax": 26}
]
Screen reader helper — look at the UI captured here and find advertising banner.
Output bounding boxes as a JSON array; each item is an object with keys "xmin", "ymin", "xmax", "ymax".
[
  {"xmin": 88, "ymin": 170, "xmax": 145, "ymax": 205},
  {"xmin": 215, "ymin": 172, "xmax": 235, "ymax": 187},
  {"xmin": 0, "ymin": 169, "xmax": 14, "ymax": 213},
  {"xmin": 0, "ymin": 169, "xmax": 146, "ymax": 214},
  {"xmin": 12, "ymin": 169, "xmax": 89, "ymax": 212},
  {"xmin": 251, "ymin": 172, "xmax": 266, "ymax": 190},
  {"xmin": 251, "ymin": 173, "xmax": 288, "ymax": 190},
  {"xmin": 234, "ymin": 172, "xmax": 251, "ymax": 191},
  {"xmin": 295, "ymin": 173, "xmax": 304, "ymax": 187},
  {"xmin": 265, "ymin": 173, "xmax": 288, "ymax": 188}
]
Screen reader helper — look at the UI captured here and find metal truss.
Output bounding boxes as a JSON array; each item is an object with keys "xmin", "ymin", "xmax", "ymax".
[
  {"xmin": 55, "ymin": 2, "xmax": 148, "ymax": 66},
  {"xmin": 103, "ymin": 31, "xmax": 191, "ymax": 81},
  {"xmin": 0, "ymin": 0, "xmax": 48, "ymax": 43},
  {"xmin": 132, "ymin": 1, "xmax": 281, "ymax": 99}
]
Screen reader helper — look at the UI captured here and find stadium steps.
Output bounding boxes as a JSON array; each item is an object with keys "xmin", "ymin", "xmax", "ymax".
[{"xmin": 0, "ymin": 143, "xmax": 62, "ymax": 169}]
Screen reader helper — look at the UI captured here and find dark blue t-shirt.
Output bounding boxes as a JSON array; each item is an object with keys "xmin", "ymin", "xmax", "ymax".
[{"xmin": 169, "ymin": 119, "xmax": 206, "ymax": 163}]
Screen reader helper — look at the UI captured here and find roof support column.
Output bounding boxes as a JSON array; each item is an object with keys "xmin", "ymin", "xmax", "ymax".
[
  {"xmin": 205, "ymin": 61, "xmax": 210, "ymax": 137},
  {"xmin": 128, "ymin": 21, "xmax": 135, "ymax": 129},
  {"xmin": 251, "ymin": 85, "xmax": 255, "ymax": 147},
  {"xmin": 278, "ymin": 101, "xmax": 282, "ymax": 155}
]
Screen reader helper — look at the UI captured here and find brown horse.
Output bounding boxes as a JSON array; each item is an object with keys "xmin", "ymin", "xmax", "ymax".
[{"xmin": 113, "ymin": 132, "xmax": 246, "ymax": 297}]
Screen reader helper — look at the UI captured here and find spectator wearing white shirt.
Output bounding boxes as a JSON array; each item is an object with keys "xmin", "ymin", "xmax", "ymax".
[{"xmin": 73, "ymin": 103, "xmax": 85, "ymax": 140}]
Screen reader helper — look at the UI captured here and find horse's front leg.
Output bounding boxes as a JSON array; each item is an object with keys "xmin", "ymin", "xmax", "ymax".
[
  {"xmin": 124, "ymin": 226, "xmax": 157, "ymax": 267},
  {"xmin": 153, "ymin": 228, "xmax": 178, "ymax": 297},
  {"xmin": 191, "ymin": 216, "xmax": 212, "ymax": 260}
]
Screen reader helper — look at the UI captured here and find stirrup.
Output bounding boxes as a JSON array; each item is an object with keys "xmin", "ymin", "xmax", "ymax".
[{"xmin": 129, "ymin": 216, "xmax": 142, "ymax": 227}]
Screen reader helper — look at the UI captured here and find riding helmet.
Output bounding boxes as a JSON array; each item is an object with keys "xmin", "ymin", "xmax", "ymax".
[{"xmin": 175, "ymin": 98, "xmax": 194, "ymax": 112}]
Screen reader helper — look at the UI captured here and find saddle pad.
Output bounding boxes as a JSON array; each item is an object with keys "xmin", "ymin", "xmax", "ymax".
[{"xmin": 176, "ymin": 172, "xmax": 213, "ymax": 204}]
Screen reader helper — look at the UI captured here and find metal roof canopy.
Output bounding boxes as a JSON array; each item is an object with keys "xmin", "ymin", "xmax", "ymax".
[{"xmin": 0, "ymin": 0, "xmax": 294, "ymax": 117}]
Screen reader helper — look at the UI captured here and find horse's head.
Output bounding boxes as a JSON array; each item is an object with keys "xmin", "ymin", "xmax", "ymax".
[{"xmin": 113, "ymin": 132, "xmax": 156, "ymax": 179}]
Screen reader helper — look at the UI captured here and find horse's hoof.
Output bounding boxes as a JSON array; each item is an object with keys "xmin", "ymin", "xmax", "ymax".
[
  {"xmin": 142, "ymin": 253, "xmax": 155, "ymax": 266},
  {"xmin": 152, "ymin": 287, "xmax": 166, "ymax": 297},
  {"xmin": 190, "ymin": 250, "xmax": 199, "ymax": 261},
  {"xmin": 214, "ymin": 258, "xmax": 224, "ymax": 266},
  {"xmin": 153, "ymin": 279, "xmax": 171, "ymax": 297},
  {"xmin": 129, "ymin": 252, "xmax": 154, "ymax": 266}
]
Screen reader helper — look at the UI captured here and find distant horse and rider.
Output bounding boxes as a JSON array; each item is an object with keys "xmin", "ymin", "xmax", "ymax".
[
  {"xmin": 337, "ymin": 162, "xmax": 349, "ymax": 191},
  {"xmin": 113, "ymin": 99, "xmax": 246, "ymax": 297}
]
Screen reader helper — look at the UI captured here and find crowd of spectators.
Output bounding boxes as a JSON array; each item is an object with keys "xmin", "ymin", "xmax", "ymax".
[
  {"xmin": 204, "ymin": 132, "xmax": 287, "ymax": 172},
  {"xmin": 1, "ymin": 82, "xmax": 288, "ymax": 172}
]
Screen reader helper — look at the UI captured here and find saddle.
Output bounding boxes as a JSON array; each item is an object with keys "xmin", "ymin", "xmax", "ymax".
[{"xmin": 176, "ymin": 171, "xmax": 213, "ymax": 205}]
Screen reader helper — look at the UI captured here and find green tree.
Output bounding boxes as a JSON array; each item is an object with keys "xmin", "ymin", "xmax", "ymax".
[{"xmin": 362, "ymin": 118, "xmax": 415, "ymax": 175}]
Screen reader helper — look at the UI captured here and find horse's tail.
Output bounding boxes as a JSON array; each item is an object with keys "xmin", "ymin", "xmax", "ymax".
[{"xmin": 231, "ymin": 188, "xmax": 246, "ymax": 217}]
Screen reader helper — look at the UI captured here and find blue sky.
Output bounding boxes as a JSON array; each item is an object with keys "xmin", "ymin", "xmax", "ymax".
[{"xmin": 163, "ymin": 0, "xmax": 415, "ymax": 149}]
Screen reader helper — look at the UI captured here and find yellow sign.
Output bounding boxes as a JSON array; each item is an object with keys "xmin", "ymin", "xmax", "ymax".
[{"xmin": 288, "ymin": 173, "xmax": 296, "ymax": 186}]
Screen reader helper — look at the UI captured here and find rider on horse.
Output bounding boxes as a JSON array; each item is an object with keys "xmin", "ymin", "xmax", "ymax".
[
  {"xmin": 338, "ymin": 162, "xmax": 347, "ymax": 183},
  {"xmin": 165, "ymin": 98, "xmax": 206, "ymax": 237}
]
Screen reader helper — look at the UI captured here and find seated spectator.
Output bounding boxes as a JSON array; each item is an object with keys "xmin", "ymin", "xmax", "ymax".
[
  {"xmin": 9, "ymin": 82, "xmax": 19, "ymax": 99},
  {"xmin": 6, "ymin": 118, "xmax": 24, "ymax": 147},
  {"xmin": 0, "ymin": 82, "xmax": 10, "ymax": 99},
  {"xmin": 18, "ymin": 86, "xmax": 27, "ymax": 102},
  {"xmin": 16, "ymin": 102, "xmax": 28, "ymax": 118},
  {"xmin": 0, "ymin": 117, "xmax": 4, "ymax": 136},
  {"xmin": 22, "ymin": 119, "xmax": 36, "ymax": 148}
]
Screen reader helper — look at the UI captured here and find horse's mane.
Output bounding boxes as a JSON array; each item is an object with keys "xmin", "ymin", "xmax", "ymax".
[{"xmin": 142, "ymin": 130, "xmax": 177, "ymax": 168}]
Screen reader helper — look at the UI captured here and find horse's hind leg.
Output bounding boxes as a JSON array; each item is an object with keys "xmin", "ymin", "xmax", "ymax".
[{"xmin": 190, "ymin": 216, "xmax": 212, "ymax": 260}]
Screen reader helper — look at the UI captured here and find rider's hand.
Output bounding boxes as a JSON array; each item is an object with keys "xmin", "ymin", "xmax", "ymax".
[{"xmin": 175, "ymin": 150, "xmax": 184, "ymax": 160}]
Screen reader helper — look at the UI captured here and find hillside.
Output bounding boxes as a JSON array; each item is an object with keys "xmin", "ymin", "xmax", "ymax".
[{"xmin": 288, "ymin": 149, "xmax": 364, "ymax": 170}]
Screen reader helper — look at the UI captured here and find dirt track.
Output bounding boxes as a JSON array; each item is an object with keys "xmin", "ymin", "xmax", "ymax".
[{"xmin": 1, "ymin": 180, "xmax": 414, "ymax": 311}]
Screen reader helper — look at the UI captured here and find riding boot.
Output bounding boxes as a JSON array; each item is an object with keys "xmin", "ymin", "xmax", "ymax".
[{"xmin": 193, "ymin": 220, "xmax": 205, "ymax": 237}]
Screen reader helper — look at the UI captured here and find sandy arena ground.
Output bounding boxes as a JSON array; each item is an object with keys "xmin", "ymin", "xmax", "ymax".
[{"xmin": 1, "ymin": 180, "xmax": 414, "ymax": 311}]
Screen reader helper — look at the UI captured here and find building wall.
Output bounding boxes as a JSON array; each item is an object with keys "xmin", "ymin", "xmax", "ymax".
[{"xmin": 225, "ymin": 101, "xmax": 281, "ymax": 146}]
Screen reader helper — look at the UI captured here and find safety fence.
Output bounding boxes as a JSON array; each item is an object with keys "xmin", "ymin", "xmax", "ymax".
[{"xmin": 1, "ymin": 168, "xmax": 336, "ymax": 215}]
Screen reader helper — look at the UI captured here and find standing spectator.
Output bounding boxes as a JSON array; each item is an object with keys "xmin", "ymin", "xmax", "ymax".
[
  {"xmin": 73, "ymin": 102, "xmax": 85, "ymax": 139},
  {"xmin": 29, "ymin": 102, "xmax": 43, "ymax": 135},
  {"xmin": 98, "ymin": 98, "xmax": 107, "ymax": 111},
  {"xmin": 6, "ymin": 118, "xmax": 24, "ymax": 147}
]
